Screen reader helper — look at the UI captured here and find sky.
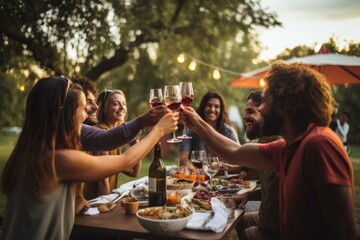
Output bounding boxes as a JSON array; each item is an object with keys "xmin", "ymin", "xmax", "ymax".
[{"xmin": 258, "ymin": 0, "xmax": 360, "ymax": 60}]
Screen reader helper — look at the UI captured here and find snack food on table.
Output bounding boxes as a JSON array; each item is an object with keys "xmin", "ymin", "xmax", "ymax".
[
  {"xmin": 137, "ymin": 205, "xmax": 192, "ymax": 220},
  {"xmin": 184, "ymin": 188, "xmax": 217, "ymax": 211},
  {"xmin": 167, "ymin": 178, "xmax": 194, "ymax": 190}
]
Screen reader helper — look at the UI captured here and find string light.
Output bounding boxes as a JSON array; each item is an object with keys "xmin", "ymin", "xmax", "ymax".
[
  {"xmin": 259, "ymin": 78, "xmax": 266, "ymax": 87},
  {"xmin": 177, "ymin": 53, "xmax": 185, "ymax": 63},
  {"xmin": 188, "ymin": 60, "xmax": 197, "ymax": 71},
  {"xmin": 213, "ymin": 68, "xmax": 221, "ymax": 80},
  {"xmin": 176, "ymin": 51, "xmax": 241, "ymax": 80}
]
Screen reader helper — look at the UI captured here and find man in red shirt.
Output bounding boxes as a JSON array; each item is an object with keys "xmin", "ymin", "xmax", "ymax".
[{"xmin": 181, "ymin": 62, "xmax": 358, "ymax": 240}]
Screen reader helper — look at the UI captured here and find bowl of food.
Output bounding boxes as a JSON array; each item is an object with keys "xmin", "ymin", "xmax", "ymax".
[{"xmin": 136, "ymin": 205, "xmax": 193, "ymax": 235}]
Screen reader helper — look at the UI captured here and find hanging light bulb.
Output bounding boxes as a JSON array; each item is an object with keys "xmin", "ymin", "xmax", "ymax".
[
  {"xmin": 213, "ymin": 68, "xmax": 221, "ymax": 80},
  {"xmin": 177, "ymin": 53, "xmax": 185, "ymax": 63},
  {"xmin": 19, "ymin": 84, "xmax": 25, "ymax": 92},
  {"xmin": 259, "ymin": 78, "xmax": 266, "ymax": 87},
  {"xmin": 188, "ymin": 60, "xmax": 197, "ymax": 71}
]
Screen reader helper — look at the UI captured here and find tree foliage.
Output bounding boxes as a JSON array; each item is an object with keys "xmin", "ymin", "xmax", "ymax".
[{"xmin": 0, "ymin": 0, "xmax": 281, "ymax": 126}]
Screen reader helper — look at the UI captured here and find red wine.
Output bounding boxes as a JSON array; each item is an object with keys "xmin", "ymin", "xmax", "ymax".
[
  {"xmin": 181, "ymin": 95, "xmax": 194, "ymax": 108},
  {"xmin": 191, "ymin": 159, "xmax": 202, "ymax": 169},
  {"xmin": 149, "ymin": 101, "xmax": 163, "ymax": 108},
  {"xmin": 149, "ymin": 97, "xmax": 163, "ymax": 108},
  {"xmin": 165, "ymin": 101, "xmax": 181, "ymax": 112}
]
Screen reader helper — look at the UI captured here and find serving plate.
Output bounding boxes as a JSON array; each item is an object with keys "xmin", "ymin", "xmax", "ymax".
[{"xmin": 214, "ymin": 184, "xmax": 243, "ymax": 194}]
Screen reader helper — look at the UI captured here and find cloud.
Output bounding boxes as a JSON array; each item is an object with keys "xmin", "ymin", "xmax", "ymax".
[{"xmin": 263, "ymin": 0, "xmax": 360, "ymax": 20}]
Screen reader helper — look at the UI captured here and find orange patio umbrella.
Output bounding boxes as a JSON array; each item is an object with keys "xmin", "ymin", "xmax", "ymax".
[{"xmin": 229, "ymin": 50, "xmax": 360, "ymax": 89}]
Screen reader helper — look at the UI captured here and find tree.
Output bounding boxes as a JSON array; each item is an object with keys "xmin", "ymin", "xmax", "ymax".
[{"xmin": 0, "ymin": 0, "xmax": 281, "ymax": 126}]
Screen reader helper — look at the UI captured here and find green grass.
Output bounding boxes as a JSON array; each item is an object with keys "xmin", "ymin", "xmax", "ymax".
[{"xmin": 1, "ymin": 135, "xmax": 360, "ymax": 227}]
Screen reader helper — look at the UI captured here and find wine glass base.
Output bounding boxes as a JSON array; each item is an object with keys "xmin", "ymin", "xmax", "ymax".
[
  {"xmin": 177, "ymin": 135, "xmax": 192, "ymax": 139},
  {"xmin": 167, "ymin": 138, "xmax": 182, "ymax": 143}
]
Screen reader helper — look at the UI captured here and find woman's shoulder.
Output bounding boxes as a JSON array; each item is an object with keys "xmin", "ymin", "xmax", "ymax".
[{"xmin": 94, "ymin": 123, "xmax": 109, "ymax": 130}]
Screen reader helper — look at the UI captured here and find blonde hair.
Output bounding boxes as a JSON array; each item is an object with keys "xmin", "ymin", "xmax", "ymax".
[{"xmin": 96, "ymin": 89, "xmax": 127, "ymax": 125}]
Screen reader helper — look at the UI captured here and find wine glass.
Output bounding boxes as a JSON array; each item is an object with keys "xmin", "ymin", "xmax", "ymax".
[
  {"xmin": 190, "ymin": 150, "xmax": 206, "ymax": 189},
  {"xmin": 163, "ymin": 85, "xmax": 182, "ymax": 143},
  {"xmin": 177, "ymin": 82, "xmax": 194, "ymax": 139},
  {"xmin": 149, "ymin": 88, "xmax": 164, "ymax": 108},
  {"xmin": 202, "ymin": 156, "xmax": 220, "ymax": 189}
]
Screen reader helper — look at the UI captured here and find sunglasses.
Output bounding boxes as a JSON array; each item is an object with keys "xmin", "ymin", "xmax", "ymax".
[
  {"xmin": 60, "ymin": 75, "xmax": 72, "ymax": 110},
  {"xmin": 102, "ymin": 89, "xmax": 114, "ymax": 104}
]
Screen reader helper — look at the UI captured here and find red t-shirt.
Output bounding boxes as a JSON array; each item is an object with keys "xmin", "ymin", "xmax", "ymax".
[{"xmin": 259, "ymin": 123, "xmax": 354, "ymax": 240}]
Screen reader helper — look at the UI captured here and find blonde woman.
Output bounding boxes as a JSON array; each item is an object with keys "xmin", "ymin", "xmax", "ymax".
[{"xmin": 84, "ymin": 89, "xmax": 141, "ymax": 199}]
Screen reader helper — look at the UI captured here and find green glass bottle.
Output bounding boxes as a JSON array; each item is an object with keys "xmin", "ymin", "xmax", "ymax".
[{"xmin": 148, "ymin": 142, "xmax": 167, "ymax": 207}]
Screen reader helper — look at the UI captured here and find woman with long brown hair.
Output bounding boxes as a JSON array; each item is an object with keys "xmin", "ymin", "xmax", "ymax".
[{"xmin": 0, "ymin": 76, "xmax": 178, "ymax": 240}]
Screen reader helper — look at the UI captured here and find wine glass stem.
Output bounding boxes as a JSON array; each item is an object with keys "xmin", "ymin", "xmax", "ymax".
[
  {"xmin": 183, "ymin": 125, "xmax": 187, "ymax": 136},
  {"xmin": 172, "ymin": 131, "xmax": 176, "ymax": 139}
]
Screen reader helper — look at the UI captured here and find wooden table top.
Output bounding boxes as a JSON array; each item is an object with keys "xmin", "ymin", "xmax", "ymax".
[{"xmin": 74, "ymin": 204, "xmax": 244, "ymax": 240}]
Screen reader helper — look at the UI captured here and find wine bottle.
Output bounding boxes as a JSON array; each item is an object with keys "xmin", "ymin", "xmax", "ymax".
[{"xmin": 148, "ymin": 142, "xmax": 167, "ymax": 207}]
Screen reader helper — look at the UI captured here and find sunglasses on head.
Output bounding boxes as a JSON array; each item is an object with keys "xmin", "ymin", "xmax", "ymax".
[
  {"xmin": 60, "ymin": 75, "xmax": 72, "ymax": 110},
  {"xmin": 102, "ymin": 89, "xmax": 114, "ymax": 104}
]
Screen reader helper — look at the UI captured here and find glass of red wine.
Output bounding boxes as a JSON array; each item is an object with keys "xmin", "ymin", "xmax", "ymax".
[
  {"xmin": 191, "ymin": 150, "xmax": 206, "ymax": 190},
  {"xmin": 177, "ymin": 82, "xmax": 194, "ymax": 139},
  {"xmin": 149, "ymin": 88, "xmax": 164, "ymax": 108},
  {"xmin": 164, "ymin": 85, "xmax": 182, "ymax": 143}
]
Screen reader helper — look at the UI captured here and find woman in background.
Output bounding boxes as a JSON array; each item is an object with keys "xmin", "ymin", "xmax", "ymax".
[
  {"xmin": 83, "ymin": 89, "xmax": 141, "ymax": 199},
  {"xmin": 180, "ymin": 91, "xmax": 238, "ymax": 161}
]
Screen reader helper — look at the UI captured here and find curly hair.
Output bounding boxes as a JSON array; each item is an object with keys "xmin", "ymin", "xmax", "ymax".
[
  {"xmin": 196, "ymin": 91, "xmax": 231, "ymax": 132},
  {"xmin": 71, "ymin": 75, "xmax": 97, "ymax": 96},
  {"xmin": 265, "ymin": 61, "xmax": 336, "ymax": 129}
]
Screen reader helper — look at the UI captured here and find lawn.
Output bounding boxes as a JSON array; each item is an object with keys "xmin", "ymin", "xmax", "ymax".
[{"xmin": 1, "ymin": 134, "xmax": 360, "ymax": 229}]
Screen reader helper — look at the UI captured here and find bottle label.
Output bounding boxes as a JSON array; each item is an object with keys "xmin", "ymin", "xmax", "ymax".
[{"xmin": 148, "ymin": 177, "xmax": 156, "ymax": 192}]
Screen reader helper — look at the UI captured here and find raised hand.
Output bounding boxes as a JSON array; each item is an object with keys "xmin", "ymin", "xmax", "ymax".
[
  {"xmin": 138, "ymin": 105, "xmax": 170, "ymax": 129},
  {"xmin": 155, "ymin": 111, "xmax": 179, "ymax": 136}
]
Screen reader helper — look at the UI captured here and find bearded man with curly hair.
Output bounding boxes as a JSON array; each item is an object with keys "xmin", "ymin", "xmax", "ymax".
[{"xmin": 180, "ymin": 61, "xmax": 358, "ymax": 240}]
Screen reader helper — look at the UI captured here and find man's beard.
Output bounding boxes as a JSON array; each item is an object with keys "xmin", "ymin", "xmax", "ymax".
[
  {"xmin": 260, "ymin": 109, "xmax": 283, "ymax": 137},
  {"xmin": 83, "ymin": 117, "xmax": 98, "ymax": 126},
  {"xmin": 246, "ymin": 122, "xmax": 261, "ymax": 140}
]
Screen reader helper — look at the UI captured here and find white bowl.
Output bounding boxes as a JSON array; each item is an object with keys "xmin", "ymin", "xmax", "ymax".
[{"xmin": 136, "ymin": 207, "xmax": 192, "ymax": 235}]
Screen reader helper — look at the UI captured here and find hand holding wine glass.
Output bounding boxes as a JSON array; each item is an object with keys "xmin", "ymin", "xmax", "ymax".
[
  {"xmin": 164, "ymin": 85, "xmax": 182, "ymax": 143},
  {"xmin": 178, "ymin": 82, "xmax": 194, "ymax": 139}
]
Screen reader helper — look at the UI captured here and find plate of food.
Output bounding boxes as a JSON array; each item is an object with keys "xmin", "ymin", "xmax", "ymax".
[
  {"xmin": 214, "ymin": 184, "xmax": 243, "ymax": 194},
  {"xmin": 228, "ymin": 178, "xmax": 251, "ymax": 188},
  {"xmin": 183, "ymin": 188, "xmax": 217, "ymax": 212},
  {"xmin": 120, "ymin": 186, "xmax": 149, "ymax": 207}
]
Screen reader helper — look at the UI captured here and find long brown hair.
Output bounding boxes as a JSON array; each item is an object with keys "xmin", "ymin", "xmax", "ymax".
[
  {"xmin": 196, "ymin": 91, "xmax": 232, "ymax": 133},
  {"xmin": 1, "ymin": 76, "xmax": 83, "ymax": 198},
  {"xmin": 265, "ymin": 61, "xmax": 335, "ymax": 130}
]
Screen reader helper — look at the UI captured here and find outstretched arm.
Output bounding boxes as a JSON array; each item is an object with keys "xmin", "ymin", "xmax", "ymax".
[
  {"xmin": 81, "ymin": 105, "xmax": 170, "ymax": 152},
  {"xmin": 57, "ymin": 112, "xmax": 179, "ymax": 182},
  {"xmin": 180, "ymin": 107, "xmax": 272, "ymax": 170}
]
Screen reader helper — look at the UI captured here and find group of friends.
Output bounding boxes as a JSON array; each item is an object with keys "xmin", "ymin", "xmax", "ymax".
[{"xmin": 0, "ymin": 61, "xmax": 358, "ymax": 240}]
